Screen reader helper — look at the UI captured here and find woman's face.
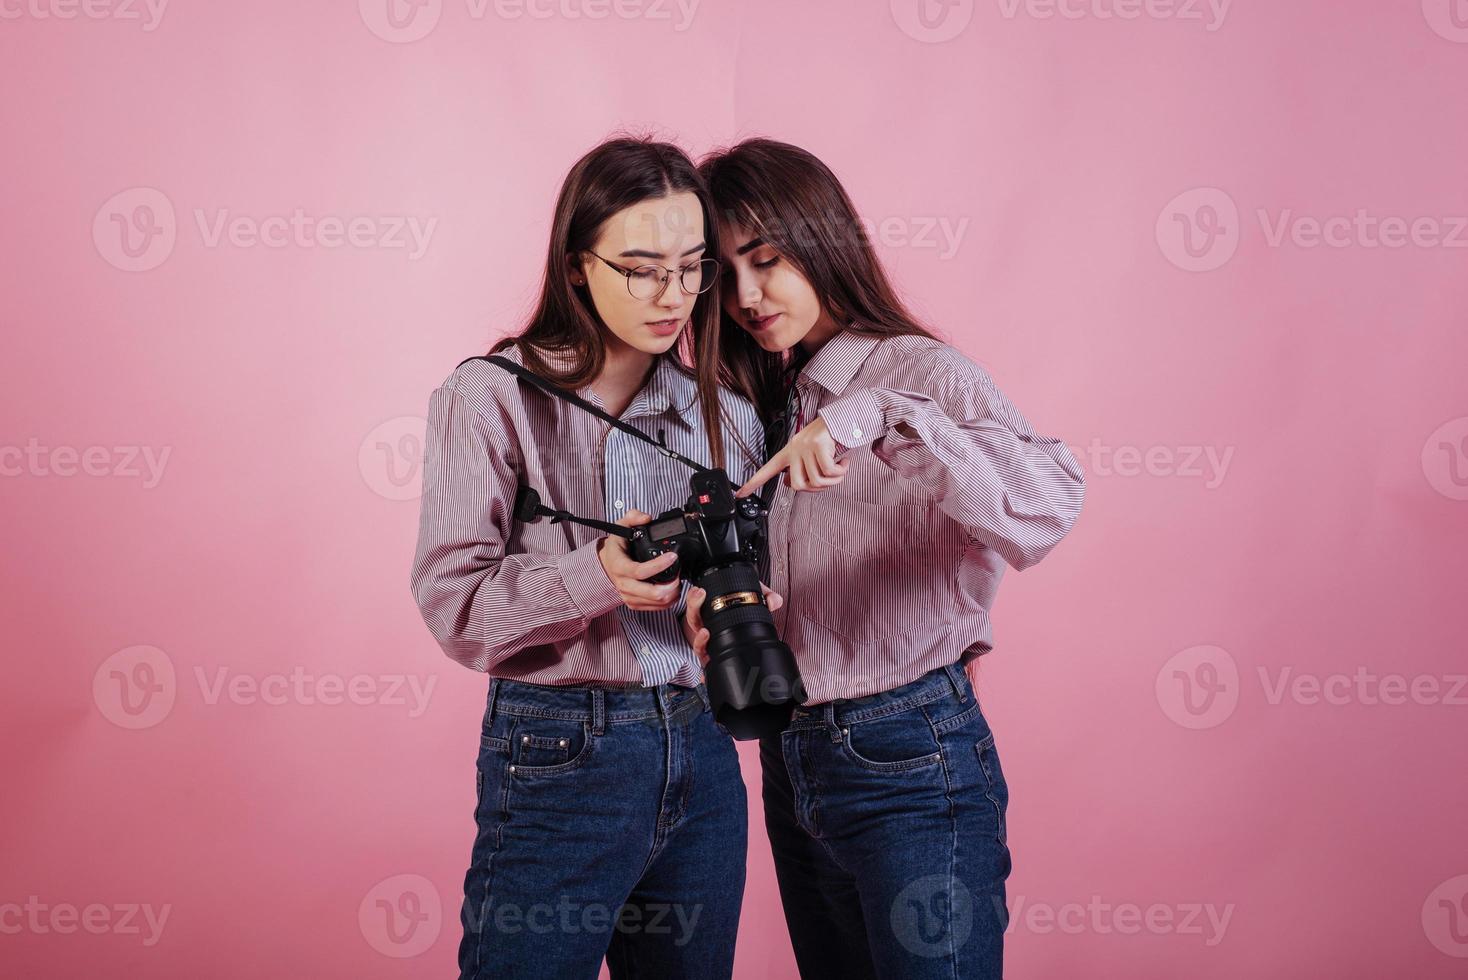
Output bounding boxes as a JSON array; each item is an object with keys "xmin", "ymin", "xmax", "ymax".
[
  {"xmin": 573, "ymin": 191, "xmax": 708, "ymax": 357},
  {"xmin": 719, "ymin": 221, "xmax": 841, "ymax": 354}
]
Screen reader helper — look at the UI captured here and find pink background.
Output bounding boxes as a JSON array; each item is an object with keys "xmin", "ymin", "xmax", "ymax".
[{"xmin": 4, "ymin": 1, "xmax": 1467, "ymax": 976}]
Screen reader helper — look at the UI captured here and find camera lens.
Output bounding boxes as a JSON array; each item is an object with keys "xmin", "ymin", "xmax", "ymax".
[{"xmin": 696, "ymin": 562, "xmax": 801, "ymax": 739}]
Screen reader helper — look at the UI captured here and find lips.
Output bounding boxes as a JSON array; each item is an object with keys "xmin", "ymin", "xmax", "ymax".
[
  {"xmin": 748, "ymin": 313, "xmax": 781, "ymax": 331},
  {"xmin": 646, "ymin": 318, "xmax": 683, "ymax": 337}
]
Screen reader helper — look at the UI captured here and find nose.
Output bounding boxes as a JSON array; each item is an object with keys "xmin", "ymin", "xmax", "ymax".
[
  {"xmin": 736, "ymin": 268, "xmax": 761, "ymax": 308},
  {"xmin": 655, "ymin": 275, "xmax": 687, "ymax": 310}
]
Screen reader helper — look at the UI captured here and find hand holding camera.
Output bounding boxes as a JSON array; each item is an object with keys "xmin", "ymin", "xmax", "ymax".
[{"xmin": 597, "ymin": 509, "xmax": 681, "ymax": 611}]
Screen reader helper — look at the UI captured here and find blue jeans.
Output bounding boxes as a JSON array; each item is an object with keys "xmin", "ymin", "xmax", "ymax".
[
  {"xmin": 460, "ymin": 678, "xmax": 748, "ymax": 979},
  {"xmin": 760, "ymin": 664, "xmax": 1011, "ymax": 979}
]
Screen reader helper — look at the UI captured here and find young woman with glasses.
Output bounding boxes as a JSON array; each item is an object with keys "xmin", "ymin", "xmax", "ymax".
[{"xmin": 410, "ymin": 136, "xmax": 769, "ymax": 980}]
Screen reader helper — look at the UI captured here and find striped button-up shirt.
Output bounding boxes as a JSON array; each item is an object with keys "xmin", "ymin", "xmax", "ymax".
[
  {"xmin": 765, "ymin": 329, "xmax": 1086, "ymax": 704},
  {"xmin": 410, "ymin": 344, "xmax": 764, "ymax": 688}
]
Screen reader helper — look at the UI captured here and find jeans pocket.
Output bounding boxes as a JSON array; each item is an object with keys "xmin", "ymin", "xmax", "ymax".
[
  {"xmin": 840, "ymin": 709, "xmax": 944, "ymax": 773},
  {"xmin": 507, "ymin": 716, "xmax": 593, "ymax": 776}
]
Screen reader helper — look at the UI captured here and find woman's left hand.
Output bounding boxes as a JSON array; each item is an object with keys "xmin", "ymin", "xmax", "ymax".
[{"xmin": 736, "ymin": 416, "xmax": 850, "ymax": 498}]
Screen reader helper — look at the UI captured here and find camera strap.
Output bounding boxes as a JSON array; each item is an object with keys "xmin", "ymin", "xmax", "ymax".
[{"xmin": 462, "ymin": 352, "xmax": 715, "ymax": 476}]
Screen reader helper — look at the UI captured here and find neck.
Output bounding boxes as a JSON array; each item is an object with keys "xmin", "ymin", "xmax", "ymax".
[
  {"xmin": 592, "ymin": 337, "xmax": 656, "ymax": 417},
  {"xmin": 798, "ymin": 312, "xmax": 844, "ymax": 356}
]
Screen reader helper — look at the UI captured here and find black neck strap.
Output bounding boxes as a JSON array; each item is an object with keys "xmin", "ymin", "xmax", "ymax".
[{"xmin": 463, "ymin": 352, "xmax": 727, "ymax": 484}]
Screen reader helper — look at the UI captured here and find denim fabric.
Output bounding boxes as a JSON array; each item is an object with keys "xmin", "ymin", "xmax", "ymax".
[
  {"xmin": 760, "ymin": 663, "xmax": 1011, "ymax": 979},
  {"xmin": 460, "ymin": 678, "xmax": 748, "ymax": 979}
]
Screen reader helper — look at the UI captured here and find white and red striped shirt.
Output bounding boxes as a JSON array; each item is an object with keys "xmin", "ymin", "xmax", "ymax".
[
  {"xmin": 410, "ymin": 343, "xmax": 763, "ymax": 687},
  {"xmin": 764, "ymin": 328, "xmax": 1086, "ymax": 703}
]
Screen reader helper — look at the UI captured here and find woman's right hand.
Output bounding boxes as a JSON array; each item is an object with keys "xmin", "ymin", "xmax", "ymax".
[{"xmin": 597, "ymin": 509, "xmax": 681, "ymax": 611}]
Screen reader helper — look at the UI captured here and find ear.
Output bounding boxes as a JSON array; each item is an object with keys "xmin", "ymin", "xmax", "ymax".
[{"xmin": 567, "ymin": 251, "xmax": 587, "ymax": 286}]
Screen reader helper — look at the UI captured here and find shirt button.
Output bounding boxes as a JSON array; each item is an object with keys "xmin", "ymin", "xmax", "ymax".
[
  {"xmin": 851, "ymin": 427, "xmax": 862, "ymax": 439},
  {"xmin": 614, "ymin": 499, "xmax": 625, "ymax": 510}
]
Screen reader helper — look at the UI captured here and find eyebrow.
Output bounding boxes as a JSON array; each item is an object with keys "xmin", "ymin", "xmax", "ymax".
[
  {"xmin": 734, "ymin": 236, "xmax": 767, "ymax": 257},
  {"xmin": 618, "ymin": 242, "xmax": 707, "ymax": 260}
]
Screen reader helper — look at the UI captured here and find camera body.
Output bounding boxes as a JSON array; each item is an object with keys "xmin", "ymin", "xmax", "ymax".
[{"xmin": 626, "ymin": 469, "xmax": 766, "ymax": 583}]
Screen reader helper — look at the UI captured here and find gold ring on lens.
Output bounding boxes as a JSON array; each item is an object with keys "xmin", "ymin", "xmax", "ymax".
[{"xmin": 708, "ymin": 591, "xmax": 763, "ymax": 613}]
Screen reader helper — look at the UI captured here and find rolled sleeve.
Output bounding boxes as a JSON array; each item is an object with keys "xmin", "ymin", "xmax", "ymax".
[{"xmin": 558, "ymin": 536, "xmax": 622, "ymax": 621}]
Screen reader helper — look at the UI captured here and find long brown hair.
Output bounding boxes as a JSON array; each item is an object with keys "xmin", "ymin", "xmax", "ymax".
[
  {"xmin": 699, "ymin": 138, "xmax": 939, "ymax": 423},
  {"xmin": 489, "ymin": 135, "xmax": 733, "ymax": 469}
]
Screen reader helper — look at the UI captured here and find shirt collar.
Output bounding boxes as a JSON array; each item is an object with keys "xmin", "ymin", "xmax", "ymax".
[
  {"xmin": 622, "ymin": 354, "xmax": 699, "ymax": 425},
  {"xmin": 797, "ymin": 326, "xmax": 882, "ymax": 397}
]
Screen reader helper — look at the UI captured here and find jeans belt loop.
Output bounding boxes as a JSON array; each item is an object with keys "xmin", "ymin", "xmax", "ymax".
[
  {"xmin": 822, "ymin": 703, "xmax": 841, "ymax": 742},
  {"xmin": 485, "ymin": 678, "xmax": 500, "ymax": 726},
  {"xmin": 591, "ymin": 689, "xmax": 606, "ymax": 736},
  {"xmin": 943, "ymin": 662, "xmax": 969, "ymax": 703}
]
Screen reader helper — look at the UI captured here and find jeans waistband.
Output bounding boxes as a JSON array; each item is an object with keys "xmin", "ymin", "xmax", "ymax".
[
  {"xmin": 486, "ymin": 677, "xmax": 710, "ymax": 733},
  {"xmin": 788, "ymin": 663, "xmax": 971, "ymax": 731}
]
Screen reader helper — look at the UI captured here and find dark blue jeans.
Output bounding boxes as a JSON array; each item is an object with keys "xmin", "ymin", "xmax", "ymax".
[
  {"xmin": 760, "ymin": 663, "xmax": 1011, "ymax": 979},
  {"xmin": 460, "ymin": 678, "xmax": 748, "ymax": 980}
]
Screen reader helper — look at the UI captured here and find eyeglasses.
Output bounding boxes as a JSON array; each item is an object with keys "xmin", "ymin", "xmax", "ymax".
[{"xmin": 583, "ymin": 250, "xmax": 721, "ymax": 300}]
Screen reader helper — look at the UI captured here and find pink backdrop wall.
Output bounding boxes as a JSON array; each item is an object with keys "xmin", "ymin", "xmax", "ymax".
[{"xmin": 4, "ymin": 1, "xmax": 1466, "ymax": 976}]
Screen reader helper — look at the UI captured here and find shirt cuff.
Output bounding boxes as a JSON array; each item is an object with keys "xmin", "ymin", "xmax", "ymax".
[
  {"xmin": 819, "ymin": 390, "xmax": 885, "ymax": 450},
  {"xmin": 559, "ymin": 537, "xmax": 622, "ymax": 621}
]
